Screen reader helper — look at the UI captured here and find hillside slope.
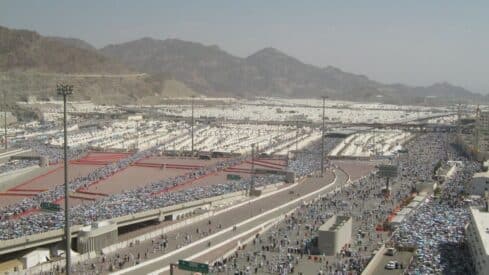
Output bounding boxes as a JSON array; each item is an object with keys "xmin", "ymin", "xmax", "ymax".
[{"xmin": 101, "ymin": 38, "xmax": 481, "ymax": 103}]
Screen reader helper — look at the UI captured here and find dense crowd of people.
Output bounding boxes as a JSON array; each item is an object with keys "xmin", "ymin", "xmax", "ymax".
[
  {"xmin": 209, "ymin": 133, "xmax": 475, "ymax": 275},
  {"xmin": 288, "ymin": 138, "xmax": 342, "ymax": 177},
  {"xmin": 0, "ymin": 135, "xmax": 307, "ymax": 239},
  {"xmin": 0, "ymin": 159, "xmax": 39, "ymax": 175},
  {"xmin": 3, "ymin": 130, "xmax": 485, "ymax": 275},
  {"xmin": 392, "ymin": 137, "xmax": 482, "ymax": 274},
  {"xmin": 215, "ymin": 164, "xmax": 404, "ymax": 274}
]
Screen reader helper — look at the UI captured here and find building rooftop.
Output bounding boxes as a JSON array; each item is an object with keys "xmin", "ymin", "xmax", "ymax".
[
  {"xmin": 319, "ymin": 215, "xmax": 351, "ymax": 232},
  {"xmin": 473, "ymin": 171, "xmax": 489, "ymax": 178},
  {"xmin": 471, "ymin": 207, "xmax": 489, "ymax": 256}
]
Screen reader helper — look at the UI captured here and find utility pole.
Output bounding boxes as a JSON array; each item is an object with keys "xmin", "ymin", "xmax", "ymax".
[
  {"xmin": 136, "ymin": 121, "xmax": 140, "ymax": 150},
  {"xmin": 3, "ymin": 91, "xmax": 6, "ymax": 150},
  {"xmin": 250, "ymin": 143, "xmax": 255, "ymax": 195},
  {"xmin": 295, "ymin": 120, "xmax": 299, "ymax": 153},
  {"xmin": 191, "ymin": 96, "xmax": 195, "ymax": 156},
  {"xmin": 321, "ymin": 96, "xmax": 327, "ymax": 177},
  {"xmin": 57, "ymin": 84, "xmax": 73, "ymax": 275},
  {"xmin": 475, "ymin": 105, "xmax": 481, "ymax": 155}
]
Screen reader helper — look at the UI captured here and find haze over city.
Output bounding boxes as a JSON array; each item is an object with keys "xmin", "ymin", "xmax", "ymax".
[{"xmin": 1, "ymin": 0, "xmax": 488, "ymax": 94}]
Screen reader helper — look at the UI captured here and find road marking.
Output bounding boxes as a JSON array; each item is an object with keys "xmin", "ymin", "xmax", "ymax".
[{"xmin": 112, "ymin": 170, "xmax": 343, "ymax": 275}]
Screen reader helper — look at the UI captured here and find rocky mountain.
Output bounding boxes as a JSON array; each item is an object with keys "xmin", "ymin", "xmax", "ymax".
[
  {"xmin": 0, "ymin": 26, "xmax": 197, "ymax": 106},
  {"xmin": 101, "ymin": 37, "xmax": 260, "ymax": 97},
  {"xmin": 101, "ymin": 37, "xmax": 481, "ymax": 103},
  {"xmin": 45, "ymin": 36, "xmax": 97, "ymax": 51},
  {"xmin": 0, "ymin": 25, "xmax": 482, "ymax": 104},
  {"xmin": 0, "ymin": 25, "xmax": 128, "ymax": 73}
]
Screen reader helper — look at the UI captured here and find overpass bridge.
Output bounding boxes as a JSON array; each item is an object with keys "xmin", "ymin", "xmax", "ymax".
[{"xmin": 0, "ymin": 191, "xmax": 245, "ymax": 256}]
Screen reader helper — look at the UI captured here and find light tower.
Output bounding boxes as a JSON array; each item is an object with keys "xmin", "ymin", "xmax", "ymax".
[
  {"xmin": 3, "ymin": 91, "xmax": 6, "ymax": 150},
  {"xmin": 295, "ymin": 120, "xmax": 299, "ymax": 153},
  {"xmin": 191, "ymin": 95, "xmax": 195, "ymax": 156},
  {"xmin": 321, "ymin": 96, "xmax": 328, "ymax": 177},
  {"xmin": 57, "ymin": 84, "xmax": 73, "ymax": 275},
  {"xmin": 250, "ymin": 143, "xmax": 256, "ymax": 194}
]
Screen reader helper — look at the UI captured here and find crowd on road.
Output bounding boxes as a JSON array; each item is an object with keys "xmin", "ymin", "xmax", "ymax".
[
  {"xmin": 392, "ymin": 136, "xmax": 482, "ymax": 274},
  {"xmin": 214, "ymin": 169, "xmax": 401, "ymax": 274},
  {"xmin": 0, "ymin": 145, "xmax": 156, "ymax": 221},
  {"xmin": 209, "ymin": 133, "xmax": 471, "ymax": 275},
  {"xmin": 4, "ymin": 130, "xmax": 483, "ymax": 275},
  {"xmin": 288, "ymin": 138, "xmax": 342, "ymax": 177},
  {"xmin": 0, "ymin": 141, "xmax": 292, "ymax": 239},
  {"xmin": 0, "ymin": 159, "xmax": 39, "ymax": 175}
]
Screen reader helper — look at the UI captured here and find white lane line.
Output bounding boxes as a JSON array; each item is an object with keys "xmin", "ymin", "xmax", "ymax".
[
  {"xmin": 112, "ymin": 170, "xmax": 341, "ymax": 275},
  {"xmin": 147, "ymin": 219, "xmax": 277, "ymax": 275}
]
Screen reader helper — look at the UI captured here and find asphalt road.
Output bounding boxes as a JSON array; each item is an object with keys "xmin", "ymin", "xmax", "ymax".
[{"xmin": 82, "ymin": 169, "xmax": 347, "ymax": 275}]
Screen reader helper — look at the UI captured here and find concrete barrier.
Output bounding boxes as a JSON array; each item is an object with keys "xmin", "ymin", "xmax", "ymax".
[
  {"xmin": 0, "ymin": 166, "xmax": 40, "ymax": 190},
  {"xmin": 0, "ymin": 149, "xmax": 31, "ymax": 160},
  {"xmin": 208, "ymin": 203, "xmax": 298, "ymax": 266},
  {"xmin": 21, "ymin": 172, "xmax": 339, "ymax": 273},
  {"xmin": 361, "ymin": 244, "xmax": 386, "ymax": 275},
  {"xmin": 116, "ymin": 171, "xmax": 341, "ymax": 275}
]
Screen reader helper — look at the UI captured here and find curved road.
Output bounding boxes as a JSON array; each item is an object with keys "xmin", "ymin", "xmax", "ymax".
[{"xmin": 109, "ymin": 168, "xmax": 348, "ymax": 275}]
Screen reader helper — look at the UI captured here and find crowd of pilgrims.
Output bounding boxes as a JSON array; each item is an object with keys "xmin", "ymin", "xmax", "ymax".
[
  {"xmin": 0, "ymin": 136, "xmax": 331, "ymax": 240},
  {"xmin": 2, "ymin": 132, "xmax": 484, "ymax": 275},
  {"xmin": 207, "ymin": 133, "xmax": 482, "ymax": 275}
]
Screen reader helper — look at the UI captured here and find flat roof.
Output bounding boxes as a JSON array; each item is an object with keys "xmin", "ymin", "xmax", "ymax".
[
  {"xmin": 471, "ymin": 207, "xmax": 489, "ymax": 256},
  {"xmin": 473, "ymin": 171, "xmax": 489, "ymax": 178},
  {"xmin": 319, "ymin": 215, "xmax": 351, "ymax": 231}
]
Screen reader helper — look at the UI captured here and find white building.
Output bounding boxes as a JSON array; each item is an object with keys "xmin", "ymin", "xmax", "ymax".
[
  {"xmin": 466, "ymin": 207, "xmax": 489, "ymax": 275},
  {"xmin": 77, "ymin": 221, "xmax": 118, "ymax": 253},
  {"xmin": 20, "ymin": 248, "xmax": 50, "ymax": 269}
]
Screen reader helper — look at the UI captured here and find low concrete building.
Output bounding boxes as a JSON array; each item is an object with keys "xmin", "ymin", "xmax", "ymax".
[
  {"xmin": 77, "ymin": 221, "xmax": 118, "ymax": 253},
  {"xmin": 468, "ymin": 171, "xmax": 489, "ymax": 196},
  {"xmin": 466, "ymin": 207, "xmax": 489, "ymax": 275},
  {"xmin": 20, "ymin": 248, "xmax": 50, "ymax": 269},
  {"xmin": 318, "ymin": 215, "xmax": 352, "ymax": 255}
]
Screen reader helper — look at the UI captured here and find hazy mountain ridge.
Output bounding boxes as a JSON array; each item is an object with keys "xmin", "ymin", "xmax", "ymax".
[
  {"xmin": 0, "ymin": 25, "xmax": 482, "ymax": 104},
  {"xmin": 0, "ymin": 26, "xmax": 197, "ymax": 105},
  {"xmin": 45, "ymin": 36, "xmax": 97, "ymax": 51},
  {"xmin": 101, "ymin": 37, "xmax": 480, "ymax": 103},
  {"xmin": 0, "ymin": 26, "xmax": 128, "ymax": 73}
]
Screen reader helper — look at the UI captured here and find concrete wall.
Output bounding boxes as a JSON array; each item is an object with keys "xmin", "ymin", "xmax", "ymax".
[
  {"xmin": 466, "ymin": 208, "xmax": 489, "ymax": 275},
  {"xmin": 0, "ymin": 149, "xmax": 30, "ymax": 161},
  {"xmin": 361, "ymin": 245, "xmax": 386, "ymax": 275},
  {"xmin": 20, "ymin": 249, "xmax": 50, "ymax": 269},
  {"xmin": 318, "ymin": 215, "xmax": 352, "ymax": 255},
  {"xmin": 0, "ymin": 165, "xmax": 39, "ymax": 190},
  {"xmin": 77, "ymin": 222, "xmax": 118, "ymax": 254}
]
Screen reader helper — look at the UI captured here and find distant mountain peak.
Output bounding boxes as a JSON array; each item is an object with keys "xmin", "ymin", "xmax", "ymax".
[
  {"xmin": 247, "ymin": 47, "xmax": 290, "ymax": 59},
  {"xmin": 45, "ymin": 36, "xmax": 96, "ymax": 51},
  {"xmin": 0, "ymin": 25, "xmax": 129, "ymax": 73}
]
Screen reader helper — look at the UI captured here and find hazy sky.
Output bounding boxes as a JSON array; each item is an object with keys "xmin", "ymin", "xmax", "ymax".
[{"xmin": 1, "ymin": 0, "xmax": 488, "ymax": 93}]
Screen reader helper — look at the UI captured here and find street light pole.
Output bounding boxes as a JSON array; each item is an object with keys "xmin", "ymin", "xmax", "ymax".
[
  {"xmin": 295, "ymin": 120, "xmax": 299, "ymax": 153},
  {"xmin": 321, "ymin": 96, "xmax": 327, "ymax": 177},
  {"xmin": 3, "ymin": 91, "xmax": 6, "ymax": 150},
  {"xmin": 191, "ymin": 96, "xmax": 195, "ymax": 156},
  {"xmin": 250, "ymin": 143, "xmax": 255, "ymax": 195},
  {"xmin": 57, "ymin": 84, "xmax": 73, "ymax": 275}
]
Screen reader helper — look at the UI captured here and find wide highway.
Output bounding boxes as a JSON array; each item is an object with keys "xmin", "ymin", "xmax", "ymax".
[{"xmin": 107, "ymin": 168, "xmax": 348, "ymax": 275}]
